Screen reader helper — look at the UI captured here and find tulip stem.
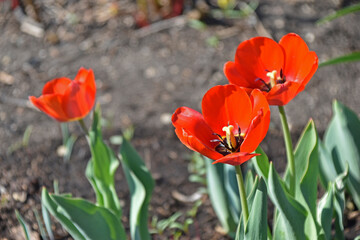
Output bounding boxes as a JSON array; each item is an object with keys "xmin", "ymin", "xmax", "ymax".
[
  {"xmin": 78, "ymin": 119, "xmax": 89, "ymax": 135},
  {"xmin": 235, "ymin": 165, "xmax": 249, "ymax": 224},
  {"xmin": 278, "ymin": 105, "xmax": 295, "ymax": 196}
]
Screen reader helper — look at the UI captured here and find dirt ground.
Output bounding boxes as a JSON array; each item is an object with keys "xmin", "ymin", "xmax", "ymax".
[{"xmin": 1, "ymin": 0, "xmax": 360, "ymax": 239}]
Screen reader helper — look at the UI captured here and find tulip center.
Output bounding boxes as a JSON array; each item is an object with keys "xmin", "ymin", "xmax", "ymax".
[
  {"xmin": 257, "ymin": 69, "xmax": 286, "ymax": 92},
  {"xmin": 212, "ymin": 124, "xmax": 244, "ymax": 156}
]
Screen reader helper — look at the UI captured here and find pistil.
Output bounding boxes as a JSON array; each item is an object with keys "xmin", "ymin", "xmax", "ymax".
[
  {"xmin": 222, "ymin": 125, "xmax": 237, "ymax": 150},
  {"xmin": 267, "ymin": 70, "xmax": 277, "ymax": 88}
]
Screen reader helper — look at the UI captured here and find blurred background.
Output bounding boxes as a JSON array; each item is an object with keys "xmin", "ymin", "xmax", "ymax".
[{"xmin": 0, "ymin": 0, "xmax": 360, "ymax": 239}]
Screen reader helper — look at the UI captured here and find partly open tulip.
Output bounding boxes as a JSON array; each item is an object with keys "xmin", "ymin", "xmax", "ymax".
[
  {"xmin": 29, "ymin": 68, "xmax": 96, "ymax": 122},
  {"xmin": 224, "ymin": 33, "xmax": 318, "ymax": 105},
  {"xmin": 172, "ymin": 85, "xmax": 270, "ymax": 165}
]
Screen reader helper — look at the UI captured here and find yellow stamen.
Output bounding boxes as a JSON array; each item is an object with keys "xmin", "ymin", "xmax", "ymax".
[
  {"xmin": 222, "ymin": 125, "xmax": 237, "ymax": 149},
  {"xmin": 266, "ymin": 70, "xmax": 277, "ymax": 88}
]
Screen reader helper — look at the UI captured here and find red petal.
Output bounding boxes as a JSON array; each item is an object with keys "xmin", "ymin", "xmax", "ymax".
[
  {"xmin": 224, "ymin": 61, "xmax": 259, "ymax": 88},
  {"xmin": 172, "ymin": 106, "xmax": 218, "ymax": 150},
  {"xmin": 212, "ymin": 152, "xmax": 259, "ymax": 165},
  {"xmin": 241, "ymin": 90, "xmax": 270, "ymax": 153},
  {"xmin": 249, "ymin": 89, "xmax": 270, "ymax": 120},
  {"xmin": 202, "ymin": 85, "xmax": 252, "ymax": 135},
  {"xmin": 265, "ymin": 81, "xmax": 302, "ymax": 105},
  {"xmin": 174, "ymin": 128, "xmax": 222, "ymax": 160},
  {"xmin": 61, "ymin": 69, "xmax": 96, "ymax": 120},
  {"xmin": 74, "ymin": 68, "xmax": 96, "ymax": 94},
  {"xmin": 42, "ymin": 78, "xmax": 72, "ymax": 95},
  {"xmin": 279, "ymin": 33, "xmax": 318, "ymax": 86},
  {"xmin": 297, "ymin": 52, "xmax": 318, "ymax": 93},
  {"xmin": 232, "ymin": 37, "xmax": 284, "ymax": 87},
  {"xmin": 29, "ymin": 95, "xmax": 69, "ymax": 122}
]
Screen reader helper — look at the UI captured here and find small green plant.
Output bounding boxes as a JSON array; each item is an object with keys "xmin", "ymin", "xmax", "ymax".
[{"xmin": 7, "ymin": 125, "xmax": 32, "ymax": 155}]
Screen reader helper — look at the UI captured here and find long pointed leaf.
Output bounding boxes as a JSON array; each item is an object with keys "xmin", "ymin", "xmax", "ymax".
[
  {"xmin": 268, "ymin": 163, "xmax": 307, "ymax": 240},
  {"xmin": 119, "ymin": 138, "xmax": 155, "ymax": 240},
  {"xmin": 42, "ymin": 188, "xmax": 126, "ymax": 240},
  {"xmin": 252, "ymin": 147, "xmax": 270, "ymax": 181},
  {"xmin": 324, "ymin": 100, "xmax": 360, "ymax": 209},
  {"xmin": 244, "ymin": 177, "xmax": 267, "ymax": 240},
  {"xmin": 15, "ymin": 210, "xmax": 31, "ymax": 240},
  {"xmin": 205, "ymin": 158, "xmax": 237, "ymax": 234},
  {"xmin": 319, "ymin": 52, "xmax": 360, "ymax": 67},
  {"xmin": 235, "ymin": 176, "xmax": 260, "ymax": 240},
  {"xmin": 42, "ymin": 201, "xmax": 55, "ymax": 240},
  {"xmin": 317, "ymin": 3, "xmax": 360, "ymax": 24},
  {"xmin": 317, "ymin": 166, "xmax": 348, "ymax": 240},
  {"xmin": 86, "ymin": 105, "xmax": 122, "ymax": 217}
]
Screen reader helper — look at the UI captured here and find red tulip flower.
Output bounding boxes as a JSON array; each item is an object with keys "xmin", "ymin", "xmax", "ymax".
[
  {"xmin": 172, "ymin": 85, "xmax": 270, "ymax": 165},
  {"xmin": 224, "ymin": 33, "xmax": 318, "ymax": 105},
  {"xmin": 29, "ymin": 68, "xmax": 96, "ymax": 122}
]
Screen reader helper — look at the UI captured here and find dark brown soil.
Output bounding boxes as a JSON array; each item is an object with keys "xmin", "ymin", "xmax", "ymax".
[{"xmin": 1, "ymin": 0, "xmax": 360, "ymax": 239}]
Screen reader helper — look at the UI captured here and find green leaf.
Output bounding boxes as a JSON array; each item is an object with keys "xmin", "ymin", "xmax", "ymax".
[
  {"xmin": 318, "ymin": 140, "xmax": 338, "ymax": 188},
  {"xmin": 15, "ymin": 210, "xmax": 31, "ymax": 240},
  {"xmin": 245, "ymin": 170, "xmax": 254, "ymax": 196},
  {"xmin": 42, "ymin": 188, "xmax": 126, "ymax": 240},
  {"xmin": 224, "ymin": 163, "xmax": 241, "ymax": 222},
  {"xmin": 33, "ymin": 208, "xmax": 48, "ymax": 240},
  {"xmin": 119, "ymin": 137, "xmax": 155, "ymax": 240},
  {"xmin": 235, "ymin": 176, "xmax": 259, "ymax": 240},
  {"xmin": 251, "ymin": 147, "xmax": 270, "ymax": 181},
  {"xmin": 268, "ymin": 163, "xmax": 307, "ymax": 240},
  {"xmin": 157, "ymin": 212, "xmax": 182, "ymax": 232},
  {"xmin": 86, "ymin": 105, "xmax": 122, "ymax": 217},
  {"xmin": 246, "ymin": 176, "xmax": 260, "ymax": 211},
  {"xmin": 323, "ymin": 100, "xmax": 360, "ymax": 209},
  {"xmin": 205, "ymin": 159, "xmax": 237, "ymax": 234},
  {"xmin": 319, "ymin": 52, "xmax": 360, "ymax": 67},
  {"xmin": 288, "ymin": 119, "xmax": 319, "ymax": 235},
  {"xmin": 317, "ymin": 3, "xmax": 360, "ymax": 24},
  {"xmin": 244, "ymin": 177, "xmax": 267, "ymax": 240},
  {"xmin": 317, "ymin": 166, "xmax": 348, "ymax": 240},
  {"xmin": 42, "ymin": 189, "xmax": 85, "ymax": 239},
  {"xmin": 42, "ymin": 200, "xmax": 55, "ymax": 240}
]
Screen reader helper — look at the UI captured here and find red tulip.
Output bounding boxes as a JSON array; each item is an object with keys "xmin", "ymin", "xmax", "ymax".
[
  {"xmin": 224, "ymin": 33, "xmax": 318, "ymax": 106},
  {"xmin": 172, "ymin": 85, "xmax": 270, "ymax": 165},
  {"xmin": 29, "ymin": 68, "xmax": 96, "ymax": 122}
]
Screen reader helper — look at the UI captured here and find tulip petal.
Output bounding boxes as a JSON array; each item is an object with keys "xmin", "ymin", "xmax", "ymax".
[
  {"xmin": 297, "ymin": 52, "xmax": 318, "ymax": 94},
  {"xmin": 241, "ymin": 90, "xmax": 270, "ymax": 153},
  {"xmin": 224, "ymin": 61, "xmax": 260, "ymax": 88},
  {"xmin": 42, "ymin": 78, "xmax": 72, "ymax": 95},
  {"xmin": 212, "ymin": 152, "xmax": 259, "ymax": 165},
  {"xmin": 61, "ymin": 69, "xmax": 96, "ymax": 120},
  {"xmin": 202, "ymin": 85, "xmax": 252, "ymax": 135},
  {"xmin": 265, "ymin": 81, "xmax": 302, "ymax": 106},
  {"xmin": 279, "ymin": 33, "xmax": 318, "ymax": 85},
  {"xmin": 61, "ymin": 83, "xmax": 94, "ymax": 120},
  {"xmin": 29, "ymin": 95, "xmax": 69, "ymax": 122},
  {"xmin": 174, "ymin": 128, "xmax": 222, "ymax": 160},
  {"xmin": 74, "ymin": 68, "xmax": 97, "ymax": 95},
  {"xmin": 232, "ymin": 37, "xmax": 284, "ymax": 87},
  {"xmin": 249, "ymin": 89, "xmax": 270, "ymax": 120},
  {"xmin": 172, "ymin": 106, "xmax": 217, "ymax": 150}
]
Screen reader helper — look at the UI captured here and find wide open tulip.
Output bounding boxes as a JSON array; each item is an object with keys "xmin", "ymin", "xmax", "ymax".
[
  {"xmin": 29, "ymin": 68, "xmax": 96, "ymax": 122},
  {"xmin": 224, "ymin": 33, "xmax": 318, "ymax": 105},
  {"xmin": 172, "ymin": 85, "xmax": 270, "ymax": 165}
]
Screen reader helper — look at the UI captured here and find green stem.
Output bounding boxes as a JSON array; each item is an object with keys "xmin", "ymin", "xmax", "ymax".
[
  {"xmin": 235, "ymin": 165, "xmax": 249, "ymax": 224},
  {"xmin": 278, "ymin": 105, "xmax": 295, "ymax": 196},
  {"xmin": 60, "ymin": 123, "xmax": 69, "ymax": 145},
  {"xmin": 78, "ymin": 119, "xmax": 89, "ymax": 135}
]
